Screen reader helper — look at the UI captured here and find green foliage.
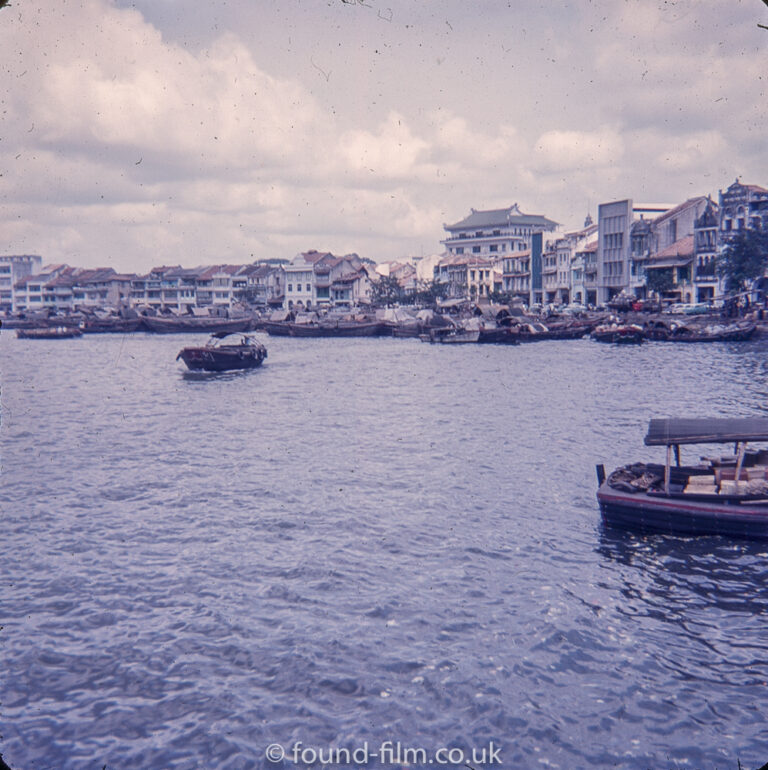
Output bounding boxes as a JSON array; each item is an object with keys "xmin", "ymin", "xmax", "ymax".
[
  {"xmin": 370, "ymin": 274, "xmax": 403, "ymax": 306},
  {"xmin": 716, "ymin": 228, "xmax": 768, "ymax": 293},
  {"xmin": 645, "ymin": 267, "xmax": 675, "ymax": 295},
  {"xmin": 488, "ymin": 290, "xmax": 513, "ymax": 305},
  {"xmin": 412, "ymin": 279, "xmax": 448, "ymax": 305}
]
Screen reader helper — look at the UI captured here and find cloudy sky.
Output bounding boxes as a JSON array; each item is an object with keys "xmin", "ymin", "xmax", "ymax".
[{"xmin": 1, "ymin": 0, "xmax": 766, "ymax": 273}]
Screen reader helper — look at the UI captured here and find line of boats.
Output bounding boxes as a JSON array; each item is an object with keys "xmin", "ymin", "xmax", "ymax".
[
  {"xmin": 590, "ymin": 319, "xmax": 757, "ymax": 344},
  {"xmin": 8, "ymin": 314, "xmax": 259, "ymax": 337},
  {"xmin": 5, "ymin": 306, "xmax": 759, "ymax": 347}
]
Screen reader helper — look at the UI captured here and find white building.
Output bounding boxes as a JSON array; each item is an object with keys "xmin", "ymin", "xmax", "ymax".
[
  {"xmin": 284, "ymin": 252, "xmax": 320, "ymax": 310},
  {"xmin": 442, "ymin": 203, "xmax": 557, "ymax": 260},
  {"xmin": 0, "ymin": 254, "xmax": 43, "ymax": 312}
]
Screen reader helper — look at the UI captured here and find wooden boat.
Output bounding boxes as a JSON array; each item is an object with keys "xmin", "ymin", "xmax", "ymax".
[
  {"xmin": 477, "ymin": 326, "xmax": 520, "ymax": 345},
  {"xmin": 591, "ymin": 323, "xmax": 645, "ymax": 344},
  {"xmin": 421, "ymin": 327, "xmax": 481, "ymax": 344},
  {"xmin": 647, "ymin": 321, "xmax": 756, "ymax": 343},
  {"xmin": 176, "ymin": 332, "xmax": 267, "ymax": 372},
  {"xmin": 143, "ymin": 315, "xmax": 256, "ymax": 334},
  {"xmin": 261, "ymin": 320, "xmax": 293, "ymax": 336},
  {"xmin": 596, "ymin": 417, "xmax": 768, "ymax": 539},
  {"xmin": 286, "ymin": 319, "xmax": 386, "ymax": 337},
  {"xmin": 513, "ymin": 321, "xmax": 589, "ymax": 342},
  {"xmin": 16, "ymin": 325, "xmax": 83, "ymax": 339},
  {"xmin": 83, "ymin": 317, "xmax": 144, "ymax": 333}
]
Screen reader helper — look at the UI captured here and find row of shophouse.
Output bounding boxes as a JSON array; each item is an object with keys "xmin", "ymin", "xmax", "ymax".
[
  {"xmin": 3, "ymin": 179, "xmax": 767, "ymax": 315},
  {"xmin": 1, "ymin": 252, "xmax": 378, "ymax": 315},
  {"xmin": 435, "ymin": 179, "xmax": 768, "ymax": 307}
]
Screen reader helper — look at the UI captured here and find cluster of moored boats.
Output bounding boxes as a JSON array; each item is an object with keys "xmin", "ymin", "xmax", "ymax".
[
  {"xmin": 5, "ymin": 306, "xmax": 760, "ymax": 346},
  {"xmin": 590, "ymin": 319, "xmax": 757, "ymax": 344},
  {"xmin": 5, "ymin": 312, "xmax": 259, "ymax": 337}
]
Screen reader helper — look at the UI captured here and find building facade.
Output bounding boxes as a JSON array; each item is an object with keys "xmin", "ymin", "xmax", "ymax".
[
  {"xmin": 0, "ymin": 254, "xmax": 43, "ymax": 312},
  {"xmin": 442, "ymin": 203, "xmax": 557, "ymax": 261}
]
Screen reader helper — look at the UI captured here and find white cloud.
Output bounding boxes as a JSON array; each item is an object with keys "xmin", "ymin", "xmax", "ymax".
[
  {"xmin": 340, "ymin": 112, "xmax": 429, "ymax": 179},
  {"xmin": 533, "ymin": 128, "xmax": 625, "ymax": 174},
  {"xmin": 0, "ymin": 0, "xmax": 765, "ymax": 272}
]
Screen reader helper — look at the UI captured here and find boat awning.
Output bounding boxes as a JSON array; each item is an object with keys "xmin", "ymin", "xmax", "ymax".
[{"xmin": 645, "ymin": 417, "xmax": 768, "ymax": 446}]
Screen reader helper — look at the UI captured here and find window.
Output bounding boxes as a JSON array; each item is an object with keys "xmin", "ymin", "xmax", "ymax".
[
  {"xmin": 288, "ymin": 284, "xmax": 293, "ymax": 292},
  {"xmin": 472, "ymin": 246, "xmax": 481, "ymax": 254},
  {"xmin": 490, "ymin": 244, "xmax": 498, "ymax": 252},
  {"xmin": 456, "ymin": 247, "xmax": 464, "ymax": 255},
  {"xmin": 306, "ymin": 284, "xmax": 311, "ymax": 292}
]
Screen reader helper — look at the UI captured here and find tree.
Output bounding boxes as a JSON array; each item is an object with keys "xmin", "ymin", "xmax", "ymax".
[
  {"xmin": 716, "ymin": 228, "xmax": 768, "ymax": 294},
  {"xmin": 413, "ymin": 279, "xmax": 448, "ymax": 305},
  {"xmin": 645, "ymin": 267, "xmax": 675, "ymax": 296},
  {"xmin": 370, "ymin": 274, "xmax": 403, "ymax": 306}
]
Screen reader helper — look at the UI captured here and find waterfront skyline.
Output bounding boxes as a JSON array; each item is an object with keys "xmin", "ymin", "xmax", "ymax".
[{"xmin": 1, "ymin": 0, "xmax": 765, "ymax": 273}]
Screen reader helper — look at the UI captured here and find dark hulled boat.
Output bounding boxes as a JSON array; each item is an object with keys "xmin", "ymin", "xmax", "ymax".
[
  {"xmin": 176, "ymin": 332, "xmax": 267, "ymax": 372},
  {"xmin": 597, "ymin": 417, "xmax": 768, "ymax": 539},
  {"xmin": 16, "ymin": 325, "xmax": 83, "ymax": 339},
  {"xmin": 286, "ymin": 319, "xmax": 386, "ymax": 337},
  {"xmin": 144, "ymin": 315, "xmax": 256, "ymax": 334},
  {"xmin": 591, "ymin": 323, "xmax": 645, "ymax": 344},
  {"xmin": 514, "ymin": 321, "xmax": 590, "ymax": 342},
  {"xmin": 646, "ymin": 321, "xmax": 756, "ymax": 343},
  {"xmin": 83, "ymin": 317, "xmax": 144, "ymax": 333}
]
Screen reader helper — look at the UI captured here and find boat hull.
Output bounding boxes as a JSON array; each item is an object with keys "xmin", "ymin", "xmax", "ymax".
[
  {"xmin": 592, "ymin": 329, "xmax": 644, "ymax": 344},
  {"xmin": 16, "ymin": 327, "xmax": 83, "ymax": 339},
  {"xmin": 597, "ymin": 484, "xmax": 768, "ymax": 539},
  {"xmin": 178, "ymin": 347, "xmax": 266, "ymax": 372},
  {"xmin": 144, "ymin": 316, "xmax": 256, "ymax": 334},
  {"xmin": 83, "ymin": 318, "xmax": 143, "ymax": 333},
  {"xmin": 286, "ymin": 321, "xmax": 386, "ymax": 337}
]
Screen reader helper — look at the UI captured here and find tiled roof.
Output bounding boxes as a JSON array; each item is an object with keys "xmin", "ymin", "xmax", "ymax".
[
  {"xmin": 652, "ymin": 235, "xmax": 694, "ymax": 260},
  {"xmin": 300, "ymin": 250, "xmax": 334, "ymax": 264},
  {"xmin": 445, "ymin": 204, "xmax": 558, "ymax": 231},
  {"xmin": 439, "ymin": 253, "xmax": 494, "ymax": 267},
  {"xmin": 652, "ymin": 196, "xmax": 708, "ymax": 225},
  {"xmin": 163, "ymin": 266, "xmax": 207, "ymax": 278}
]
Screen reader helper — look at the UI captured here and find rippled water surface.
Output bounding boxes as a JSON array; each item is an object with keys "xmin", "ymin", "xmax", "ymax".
[{"xmin": 2, "ymin": 330, "xmax": 768, "ymax": 770}]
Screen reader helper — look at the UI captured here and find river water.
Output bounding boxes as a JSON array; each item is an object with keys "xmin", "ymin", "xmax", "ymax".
[{"xmin": 1, "ymin": 330, "xmax": 767, "ymax": 770}]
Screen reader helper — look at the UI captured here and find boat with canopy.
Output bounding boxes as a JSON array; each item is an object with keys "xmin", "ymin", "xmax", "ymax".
[{"xmin": 596, "ymin": 417, "xmax": 768, "ymax": 539}]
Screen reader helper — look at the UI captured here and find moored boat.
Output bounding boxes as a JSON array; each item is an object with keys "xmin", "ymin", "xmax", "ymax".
[
  {"xmin": 16, "ymin": 325, "xmax": 83, "ymax": 339},
  {"xmin": 422, "ymin": 327, "xmax": 481, "ymax": 344},
  {"xmin": 648, "ymin": 321, "xmax": 757, "ymax": 343},
  {"xmin": 591, "ymin": 323, "xmax": 645, "ymax": 344},
  {"xmin": 144, "ymin": 315, "xmax": 256, "ymax": 334},
  {"xmin": 83, "ymin": 317, "xmax": 144, "ymax": 333},
  {"xmin": 513, "ymin": 321, "xmax": 590, "ymax": 342},
  {"xmin": 176, "ymin": 332, "xmax": 267, "ymax": 372},
  {"xmin": 286, "ymin": 319, "xmax": 386, "ymax": 337},
  {"xmin": 596, "ymin": 417, "xmax": 768, "ymax": 539}
]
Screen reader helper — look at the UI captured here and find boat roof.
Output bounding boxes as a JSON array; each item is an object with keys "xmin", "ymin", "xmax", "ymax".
[{"xmin": 645, "ymin": 417, "xmax": 768, "ymax": 446}]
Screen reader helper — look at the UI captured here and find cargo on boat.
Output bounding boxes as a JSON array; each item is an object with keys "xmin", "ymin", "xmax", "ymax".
[
  {"xmin": 644, "ymin": 320, "xmax": 756, "ymax": 343},
  {"xmin": 591, "ymin": 323, "xmax": 645, "ymax": 344},
  {"xmin": 596, "ymin": 417, "xmax": 768, "ymax": 539},
  {"xmin": 176, "ymin": 332, "xmax": 267, "ymax": 372}
]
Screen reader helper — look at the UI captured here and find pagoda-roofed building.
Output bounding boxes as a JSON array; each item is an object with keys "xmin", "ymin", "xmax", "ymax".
[{"xmin": 441, "ymin": 203, "xmax": 558, "ymax": 261}]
